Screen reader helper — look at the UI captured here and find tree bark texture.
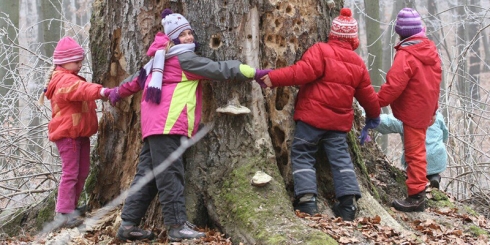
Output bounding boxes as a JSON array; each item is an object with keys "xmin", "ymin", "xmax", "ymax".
[{"xmin": 89, "ymin": 0, "xmax": 407, "ymax": 244}]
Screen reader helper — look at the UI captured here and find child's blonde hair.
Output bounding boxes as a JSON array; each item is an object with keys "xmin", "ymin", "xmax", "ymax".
[
  {"xmin": 166, "ymin": 41, "xmax": 174, "ymax": 52},
  {"xmin": 38, "ymin": 64, "xmax": 56, "ymax": 105}
]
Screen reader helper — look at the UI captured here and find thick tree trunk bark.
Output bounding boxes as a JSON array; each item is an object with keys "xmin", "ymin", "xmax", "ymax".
[{"xmin": 87, "ymin": 0, "xmax": 407, "ymax": 244}]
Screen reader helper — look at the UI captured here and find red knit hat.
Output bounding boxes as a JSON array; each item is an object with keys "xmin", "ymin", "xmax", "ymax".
[
  {"xmin": 329, "ymin": 8, "xmax": 359, "ymax": 50},
  {"xmin": 53, "ymin": 36, "xmax": 85, "ymax": 65}
]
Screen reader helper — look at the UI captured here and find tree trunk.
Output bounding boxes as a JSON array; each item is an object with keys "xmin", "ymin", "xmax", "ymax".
[
  {"xmin": 467, "ymin": 0, "xmax": 481, "ymax": 103},
  {"xmin": 363, "ymin": 0, "xmax": 382, "ymax": 88},
  {"xmin": 426, "ymin": 0, "xmax": 449, "ymax": 118},
  {"xmin": 88, "ymin": 0, "xmax": 407, "ymax": 244}
]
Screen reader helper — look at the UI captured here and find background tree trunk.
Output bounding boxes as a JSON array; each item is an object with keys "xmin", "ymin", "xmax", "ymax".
[
  {"xmin": 88, "ymin": 0, "xmax": 406, "ymax": 244},
  {"xmin": 467, "ymin": 0, "xmax": 481, "ymax": 103},
  {"xmin": 362, "ymin": 0, "xmax": 391, "ymax": 154}
]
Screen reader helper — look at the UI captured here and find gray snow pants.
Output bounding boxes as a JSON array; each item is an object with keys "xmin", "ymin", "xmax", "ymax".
[
  {"xmin": 292, "ymin": 121, "xmax": 361, "ymax": 199},
  {"xmin": 121, "ymin": 134, "xmax": 187, "ymax": 226}
]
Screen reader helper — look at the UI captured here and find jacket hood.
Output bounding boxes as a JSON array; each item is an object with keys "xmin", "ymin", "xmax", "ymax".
[
  {"xmin": 45, "ymin": 67, "xmax": 78, "ymax": 100},
  {"xmin": 147, "ymin": 32, "xmax": 171, "ymax": 56},
  {"xmin": 328, "ymin": 39, "xmax": 355, "ymax": 50},
  {"xmin": 395, "ymin": 37, "xmax": 439, "ymax": 66}
]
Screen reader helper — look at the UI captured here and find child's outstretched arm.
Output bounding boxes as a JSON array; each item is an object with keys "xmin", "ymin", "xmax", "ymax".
[
  {"xmin": 105, "ymin": 71, "xmax": 143, "ymax": 105},
  {"xmin": 374, "ymin": 114, "xmax": 403, "ymax": 135},
  {"xmin": 179, "ymin": 52, "xmax": 257, "ymax": 82},
  {"xmin": 377, "ymin": 53, "xmax": 411, "ymax": 107},
  {"xmin": 267, "ymin": 43, "xmax": 325, "ymax": 87},
  {"xmin": 59, "ymin": 79, "xmax": 104, "ymax": 102}
]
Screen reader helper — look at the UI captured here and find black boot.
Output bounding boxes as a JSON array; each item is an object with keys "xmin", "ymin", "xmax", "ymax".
[
  {"xmin": 392, "ymin": 191, "xmax": 425, "ymax": 212},
  {"xmin": 427, "ymin": 174, "xmax": 441, "ymax": 189},
  {"xmin": 332, "ymin": 195, "xmax": 357, "ymax": 221},
  {"xmin": 293, "ymin": 194, "xmax": 318, "ymax": 215}
]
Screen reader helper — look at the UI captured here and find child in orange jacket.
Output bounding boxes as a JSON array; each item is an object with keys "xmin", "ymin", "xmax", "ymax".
[{"xmin": 39, "ymin": 36, "xmax": 109, "ymax": 227}]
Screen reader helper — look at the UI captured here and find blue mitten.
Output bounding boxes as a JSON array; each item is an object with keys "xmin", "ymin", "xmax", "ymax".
[
  {"xmin": 359, "ymin": 127, "xmax": 371, "ymax": 145},
  {"xmin": 359, "ymin": 117, "xmax": 380, "ymax": 145},
  {"xmin": 365, "ymin": 117, "xmax": 381, "ymax": 129}
]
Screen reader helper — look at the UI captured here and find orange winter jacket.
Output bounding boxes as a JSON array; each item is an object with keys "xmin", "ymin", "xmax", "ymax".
[
  {"xmin": 45, "ymin": 67, "xmax": 103, "ymax": 141},
  {"xmin": 268, "ymin": 40, "xmax": 380, "ymax": 132}
]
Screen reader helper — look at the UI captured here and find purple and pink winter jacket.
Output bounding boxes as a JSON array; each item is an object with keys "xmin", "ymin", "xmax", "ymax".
[{"xmin": 118, "ymin": 32, "xmax": 256, "ymax": 139}]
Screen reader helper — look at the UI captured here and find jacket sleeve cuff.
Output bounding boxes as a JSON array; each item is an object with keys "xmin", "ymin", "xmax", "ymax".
[{"xmin": 100, "ymin": 88, "xmax": 106, "ymax": 97}]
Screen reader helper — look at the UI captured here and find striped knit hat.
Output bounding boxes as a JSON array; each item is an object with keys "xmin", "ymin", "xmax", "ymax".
[
  {"xmin": 329, "ymin": 8, "xmax": 359, "ymax": 49},
  {"xmin": 395, "ymin": 8, "xmax": 423, "ymax": 38},
  {"xmin": 161, "ymin": 9, "xmax": 192, "ymax": 41},
  {"xmin": 53, "ymin": 36, "xmax": 84, "ymax": 65}
]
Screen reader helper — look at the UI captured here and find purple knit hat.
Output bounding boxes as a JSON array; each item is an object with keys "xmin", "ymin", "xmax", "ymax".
[{"xmin": 395, "ymin": 8, "xmax": 423, "ymax": 38}]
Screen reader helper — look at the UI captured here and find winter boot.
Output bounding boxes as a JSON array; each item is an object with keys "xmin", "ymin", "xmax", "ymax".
[
  {"xmin": 54, "ymin": 212, "xmax": 83, "ymax": 228},
  {"xmin": 184, "ymin": 221, "xmax": 200, "ymax": 230},
  {"xmin": 427, "ymin": 174, "xmax": 441, "ymax": 189},
  {"xmin": 293, "ymin": 193, "xmax": 318, "ymax": 215},
  {"xmin": 75, "ymin": 204, "xmax": 89, "ymax": 216},
  {"xmin": 116, "ymin": 225, "xmax": 156, "ymax": 241},
  {"xmin": 332, "ymin": 195, "xmax": 357, "ymax": 221},
  {"xmin": 392, "ymin": 191, "xmax": 426, "ymax": 212},
  {"xmin": 168, "ymin": 223, "xmax": 206, "ymax": 242}
]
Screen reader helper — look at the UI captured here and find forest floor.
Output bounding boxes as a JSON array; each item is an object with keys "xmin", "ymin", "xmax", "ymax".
[{"xmin": 1, "ymin": 187, "xmax": 489, "ymax": 245}]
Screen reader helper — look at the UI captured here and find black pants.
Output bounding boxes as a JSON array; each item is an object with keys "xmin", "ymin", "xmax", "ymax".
[{"xmin": 121, "ymin": 135, "xmax": 187, "ymax": 226}]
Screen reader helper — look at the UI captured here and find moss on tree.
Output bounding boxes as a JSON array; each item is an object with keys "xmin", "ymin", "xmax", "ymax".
[
  {"xmin": 2, "ymin": 209, "xmax": 26, "ymax": 236},
  {"xmin": 347, "ymin": 131, "xmax": 380, "ymax": 200},
  {"xmin": 216, "ymin": 158, "xmax": 337, "ymax": 244}
]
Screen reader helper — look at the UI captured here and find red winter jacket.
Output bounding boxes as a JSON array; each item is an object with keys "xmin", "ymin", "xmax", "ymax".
[
  {"xmin": 378, "ymin": 36, "xmax": 441, "ymax": 129},
  {"xmin": 268, "ymin": 40, "xmax": 380, "ymax": 132}
]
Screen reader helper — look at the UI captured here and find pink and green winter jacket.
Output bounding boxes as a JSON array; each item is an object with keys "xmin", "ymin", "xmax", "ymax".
[{"xmin": 118, "ymin": 32, "xmax": 256, "ymax": 139}]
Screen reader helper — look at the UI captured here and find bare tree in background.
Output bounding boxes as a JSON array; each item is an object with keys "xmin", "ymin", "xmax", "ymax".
[{"xmin": 0, "ymin": 1, "xmax": 19, "ymax": 165}]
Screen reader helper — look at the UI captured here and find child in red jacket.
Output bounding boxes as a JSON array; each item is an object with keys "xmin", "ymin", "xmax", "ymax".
[
  {"xmin": 377, "ymin": 8, "xmax": 442, "ymax": 212},
  {"xmin": 39, "ymin": 36, "xmax": 109, "ymax": 227},
  {"xmin": 262, "ymin": 8, "xmax": 380, "ymax": 221}
]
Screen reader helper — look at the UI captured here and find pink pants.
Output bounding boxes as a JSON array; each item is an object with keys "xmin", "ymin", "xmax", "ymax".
[
  {"xmin": 55, "ymin": 137, "xmax": 91, "ymax": 213},
  {"xmin": 403, "ymin": 124, "xmax": 428, "ymax": 196}
]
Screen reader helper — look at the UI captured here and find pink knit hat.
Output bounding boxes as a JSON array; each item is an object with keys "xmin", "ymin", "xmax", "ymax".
[{"xmin": 53, "ymin": 37, "xmax": 85, "ymax": 65}]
